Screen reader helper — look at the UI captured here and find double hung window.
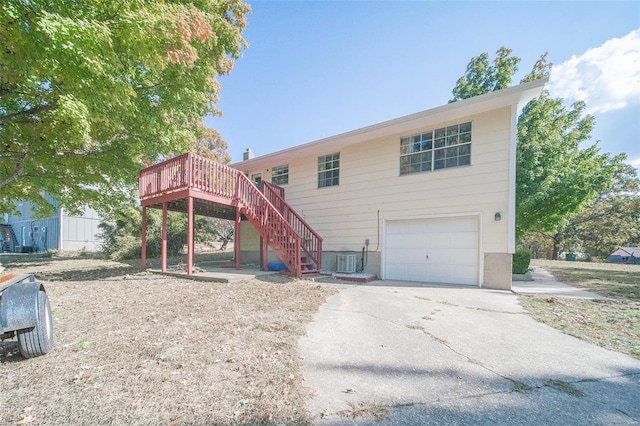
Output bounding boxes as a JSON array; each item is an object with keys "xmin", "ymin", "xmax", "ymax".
[
  {"xmin": 272, "ymin": 165, "xmax": 289, "ymax": 185},
  {"xmin": 318, "ymin": 153, "xmax": 340, "ymax": 188},
  {"xmin": 400, "ymin": 122, "xmax": 472, "ymax": 175}
]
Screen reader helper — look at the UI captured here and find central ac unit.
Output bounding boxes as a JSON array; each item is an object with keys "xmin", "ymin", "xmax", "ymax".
[{"xmin": 336, "ymin": 254, "xmax": 357, "ymax": 273}]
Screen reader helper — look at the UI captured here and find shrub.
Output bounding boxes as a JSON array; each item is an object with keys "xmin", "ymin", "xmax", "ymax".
[
  {"xmin": 107, "ymin": 234, "xmax": 142, "ymax": 261},
  {"xmin": 512, "ymin": 247, "xmax": 531, "ymax": 274},
  {"xmin": 99, "ymin": 206, "xmax": 221, "ymax": 261}
]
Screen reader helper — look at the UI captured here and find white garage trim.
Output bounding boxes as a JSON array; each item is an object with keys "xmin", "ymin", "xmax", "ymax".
[
  {"xmin": 508, "ymin": 103, "xmax": 518, "ymax": 254},
  {"xmin": 381, "ymin": 212, "xmax": 484, "ymax": 287}
]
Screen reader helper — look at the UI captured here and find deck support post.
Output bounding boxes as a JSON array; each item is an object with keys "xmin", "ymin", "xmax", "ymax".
[
  {"xmin": 161, "ymin": 202, "xmax": 167, "ymax": 273},
  {"xmin": 260, "ymin": 236, "xmax": 264, "ymax": 271},
  {"xmin": 235, "ymin": 208, "xmax": 241, "ymax": 270},
  {"xmin": 141, "ymin": 206, "xmax": 147, "ymax": 269},
  {"xmin": 187, "ymin": 196, "xmax": 194, "ymax": 275},
  {"xmin": 261, "ymin": 236, "xmax": 269, "ymax": 272}
]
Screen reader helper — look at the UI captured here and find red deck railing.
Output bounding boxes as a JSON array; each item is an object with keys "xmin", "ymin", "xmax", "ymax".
[
  {"xmin": 190, "ymin": 154, "xmax": 237, "ymax": 200},
  {"xmin": 140, "ymin": 153, "xmax": 237, "ymax": 202},
  {"xmin": 139, "ymin": 153, "xmax": 321, "ymax": 276},
  {"xmin": 139, "ymin": 153, "xmax": 190, "ymax": 200}
]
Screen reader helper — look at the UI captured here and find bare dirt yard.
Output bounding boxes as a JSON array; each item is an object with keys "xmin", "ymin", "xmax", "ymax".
[
  {"xmin": 0, "ymin": 254, "xmax": 341, "ymax": 425},
  {"xmin": 520, "ymin": 259, "xmax": 640, "ymax": 359}
]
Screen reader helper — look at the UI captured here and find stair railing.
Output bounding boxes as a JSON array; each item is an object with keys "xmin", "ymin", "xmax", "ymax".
[
  {"xmin": 236, "ymin": 173, "xmax": 302, "ymax": 276},
  {"xmin": 261, "ymin": 181, "xmax": 322, "ymax": 271}
]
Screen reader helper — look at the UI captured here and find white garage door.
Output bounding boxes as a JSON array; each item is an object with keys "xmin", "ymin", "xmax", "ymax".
[{"xmin": 384, "ymin": 216, "xmax": 479, "ymax": 285}]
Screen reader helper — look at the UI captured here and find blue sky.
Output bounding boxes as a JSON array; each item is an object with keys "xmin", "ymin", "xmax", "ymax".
[{"xmin": 205, "ymin": 1, "xmax": 640, "ymax": 171}]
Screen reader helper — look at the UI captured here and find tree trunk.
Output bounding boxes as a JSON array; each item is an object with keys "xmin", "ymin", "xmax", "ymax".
[{"xmin": 551, "ymin": 231, "xmax": 562, "ymax": 260}]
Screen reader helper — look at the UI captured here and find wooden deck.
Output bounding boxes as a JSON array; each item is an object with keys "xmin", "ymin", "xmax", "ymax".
[{"xmin": 138, "ymin": 153, "xmax": 322, "ymax": 277}]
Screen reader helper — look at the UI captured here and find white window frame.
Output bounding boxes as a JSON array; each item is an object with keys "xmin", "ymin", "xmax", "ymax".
[
  {"xmin": 318, "ymin": 153, "xmax": 340, "ymax": 188},
  {"xmin": 400, "ymin": 122, "xmax": 472, "ymax": 175},
  {"xmin": 251, "ymin": 172, "xmax": 262, "ymax": 187},
  {"xmin": 271, "ymin": 165, "xmax": 289, "ymax": 186}
]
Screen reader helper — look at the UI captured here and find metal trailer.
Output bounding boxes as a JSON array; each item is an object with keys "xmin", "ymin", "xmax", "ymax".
[{"xmin": 0, "ymin": 273, "xmax": 54, "ymax": 358}]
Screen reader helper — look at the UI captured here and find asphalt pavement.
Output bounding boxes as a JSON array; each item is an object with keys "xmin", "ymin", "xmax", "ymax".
[{"xmin": 299, "ymin": 277, "xmax": 640, "ymax": 425}]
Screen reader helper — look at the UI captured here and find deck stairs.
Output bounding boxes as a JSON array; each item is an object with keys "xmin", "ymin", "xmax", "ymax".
[
  {"xmin": 0, "ymin": 224, "xmax": 17, "ymax": 253},
  {"xmin": 261, "ymin": 182, "xmax": 321, "ymax": 275},
  {"xmin": 235, "ymin": 172, "xmax": 322, "ymax": 276}
]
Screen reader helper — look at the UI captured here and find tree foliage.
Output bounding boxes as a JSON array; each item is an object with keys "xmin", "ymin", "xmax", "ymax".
[
  {"xmin": 451, "ymin": 48, "xmax": 622, "ymax": 243},
  {"xmin": 567, "ymin": 161, "xmax": 640, "ymax": 257},
  {"xmin": 516, "ymin": 91, "xmax": 621, "ymax": 238},
  {"xmin": 528, "ymin": 160, "xmax": 640, "ymax": 259},
  {"xmin": 195, "ymin": 126, "xmax": 231, "ymax": 164},
  {"xmin": 0, "ymin": 0, "xmax": 249, "ymax": 216},
  {"xmin": 450, "ymin": 47, "xmax": 520, "ymax": 102}
]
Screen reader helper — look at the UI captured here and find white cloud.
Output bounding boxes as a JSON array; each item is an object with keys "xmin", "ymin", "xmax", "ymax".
[
  {"xmin": 548, "ymin": 28, "xmax": 640, "ymax": 114},
  {"xmin": 628, "ymin": 157, "xmax": 640, "ymax": 168}
]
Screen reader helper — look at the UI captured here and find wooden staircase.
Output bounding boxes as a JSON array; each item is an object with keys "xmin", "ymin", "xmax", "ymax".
[
  {"xmin": 261, "ymin": 182, "xmax": 322, "ymax": 275},
  {"xmin": 235, "ymin": 170, "xmax": 322, "ymax": 277}
]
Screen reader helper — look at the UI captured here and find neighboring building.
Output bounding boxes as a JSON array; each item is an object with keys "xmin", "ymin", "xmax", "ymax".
[
  {"xmin": 0, "ymin": 195, "xmax": 103, "ymax": 253},
  {"xmin": 230, "ymin": 79, "xmax": 547, "ymax": 290},
  {"xmin": 606, "ymin": 247, "xmax": 640, "ymax": 265}
]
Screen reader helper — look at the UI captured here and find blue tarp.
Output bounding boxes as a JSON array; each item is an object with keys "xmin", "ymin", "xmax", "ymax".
[{"xmin": 264, "ymin": 261, "xmax": 289, "ymax": 271}]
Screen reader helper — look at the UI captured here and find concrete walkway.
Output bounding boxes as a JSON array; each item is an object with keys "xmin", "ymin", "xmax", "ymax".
[
  {"xmin": 511, "ymin": 267, "xmax": 610, "ymax": 299},
  {"xmin": 299, "ymin": 281, "xmax": 640, "ymax": 425},
  {"xmin": 149, "ymin": 264, "xmax": 279, "ymax": 283}
]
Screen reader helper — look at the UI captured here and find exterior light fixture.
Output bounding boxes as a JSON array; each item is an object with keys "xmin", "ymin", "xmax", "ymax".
[{"xmin": 494, "ymin": 212, "xmax": 502, "ymax": 221}]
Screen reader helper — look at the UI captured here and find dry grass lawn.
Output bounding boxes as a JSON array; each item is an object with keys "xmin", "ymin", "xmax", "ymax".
[
  {"xmin": 520, "ymin": 259, "xmax": 640, "ymax": 359},
  {"xmin": 0, "ymin": 255, "xmax": 341, "ymax": 425}
]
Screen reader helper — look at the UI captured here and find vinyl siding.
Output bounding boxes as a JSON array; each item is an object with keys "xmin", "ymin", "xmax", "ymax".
[
  {"xmin": 3, "ymin": 197, "xmax": 103, "ymax": 252},
  {"xmin": 243, "ymin": 107, "xmax": 512, "ymax": 255},
  {"xmin": 62, "ymin": 207, "xmax": 103, "ymax": 251}
]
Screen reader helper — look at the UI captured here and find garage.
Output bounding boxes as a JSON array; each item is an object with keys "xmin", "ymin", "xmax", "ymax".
[{"xmin": 384, "ymin": 216, "xmax": 480, "ymax": 285}]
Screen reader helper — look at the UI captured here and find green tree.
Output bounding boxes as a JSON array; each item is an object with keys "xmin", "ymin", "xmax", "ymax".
[
  {"xmin": 451, "ymin": 49, "xmax": 621, "ymax": 257},
  {"xmin": 0, "ymin": 1, "xmax": 248, "ymax": 216},
  {"xmin": 520, "ymin": 160, "xmax": 639, "ymax": 260},
  {"xmin": 516, "ymin": 89, "xmax": 619, "ymax": 242},
  {"xmin": 450, "ymin": 47, "xmax": 520, "ymax": 102},
  {"xmin": 563, "ymin": 160, "xmax": 640, "ymax": 258}
]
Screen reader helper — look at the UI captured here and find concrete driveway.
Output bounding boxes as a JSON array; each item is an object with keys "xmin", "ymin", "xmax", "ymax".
[{"xmin": 299, "ymin": 281, "xmax": 640, "ymax": 425}]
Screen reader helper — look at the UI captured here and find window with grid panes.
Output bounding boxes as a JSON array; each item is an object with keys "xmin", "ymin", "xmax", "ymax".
[
  {"xmin": 318, "ymin": 153, "xmax": 340, "ymax": 188},
  {"xmin": 400, "ymin": 122, "xmax": 471, "ymax": 175},
  {"xmin": 272, "ymin": 165, "xmax": 289, "ymax": 185}
]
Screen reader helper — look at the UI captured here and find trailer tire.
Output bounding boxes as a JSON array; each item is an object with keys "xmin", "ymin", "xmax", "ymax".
[{"xmin": 17, "ymin": 290, "xmax": 53, "ymax": 358}]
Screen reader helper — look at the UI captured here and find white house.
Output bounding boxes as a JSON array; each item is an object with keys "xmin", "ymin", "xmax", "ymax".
[{"xmin": 231, "ymin": 79, "xmax": 547, "ymax": 290}]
